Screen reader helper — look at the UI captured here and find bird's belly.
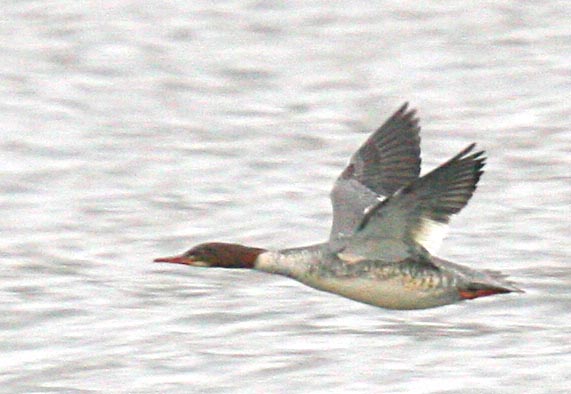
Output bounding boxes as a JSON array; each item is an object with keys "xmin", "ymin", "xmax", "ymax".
[{"xmin": 301, "ymin": 276, "xmax": 457, "ymax": 310}]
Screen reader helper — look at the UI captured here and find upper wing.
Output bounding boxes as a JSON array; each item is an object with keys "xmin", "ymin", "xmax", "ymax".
[
  {"xmin": 329, "ymin": 103, "xmax": 422, "ymax": 244},
  {"xmin": 338, "ymin": 144, "xmax": 485, "ymax": 262}
]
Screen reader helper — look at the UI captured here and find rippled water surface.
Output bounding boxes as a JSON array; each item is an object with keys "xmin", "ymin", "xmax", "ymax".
[{"xmin": 1, "ymin": 1, "xmax": 570, "ymax": 393}]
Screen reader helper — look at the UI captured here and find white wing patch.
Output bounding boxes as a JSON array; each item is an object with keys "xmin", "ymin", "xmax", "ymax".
[
  {"xmin": 412, "ymin": 218, "xmax": 449, "ymax": 254},
  {"xmin": 336, "ymin": 251, "xmax": 368, "ymax": 264}
]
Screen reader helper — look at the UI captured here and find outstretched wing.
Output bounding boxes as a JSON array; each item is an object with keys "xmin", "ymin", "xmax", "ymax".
[
  {"xmin": 339, "ymin": 144, "xmax": 485, "ymax": 262},
  {"xmin": 329, "ymin": 103, "xmax": 422, "ymax": 245}
]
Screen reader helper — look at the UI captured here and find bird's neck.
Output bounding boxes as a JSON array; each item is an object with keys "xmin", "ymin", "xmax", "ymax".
[{"xmin": 255, "ymin": 244, "xmax": 324, "ymax": 280}]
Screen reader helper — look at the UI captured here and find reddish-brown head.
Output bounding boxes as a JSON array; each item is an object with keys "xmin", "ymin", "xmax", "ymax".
[{"xmin": 154, "ymin": 242, "xmax": 266, "ymax": 269}]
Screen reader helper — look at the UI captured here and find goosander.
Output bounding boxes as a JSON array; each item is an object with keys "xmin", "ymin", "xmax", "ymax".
[{"xmin": 155, "ymin": 103, "xmax": 521, "ymax": 310}]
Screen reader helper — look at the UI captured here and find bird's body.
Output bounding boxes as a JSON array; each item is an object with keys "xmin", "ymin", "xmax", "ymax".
[
  {"xmin": 256, "ymin": 243, "xmax": 515, "ymax": 310},
  {"xmin": 155, "ymin": 103, "xmax": 521, "ymax": 310}
]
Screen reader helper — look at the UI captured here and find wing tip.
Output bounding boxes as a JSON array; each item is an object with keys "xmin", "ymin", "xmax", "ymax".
[
  {"xmin": 449, "ymin": 143, "xmax": 487, "ymax": 173},
  {"xmin": 393, "ymin": 102, "xmax": 420, "ymax": 129}
]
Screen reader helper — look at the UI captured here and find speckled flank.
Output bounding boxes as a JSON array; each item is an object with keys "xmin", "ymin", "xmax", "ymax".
[{"xmin": 256, "ymin": 246, "xmax": 465, "ymax": 310}]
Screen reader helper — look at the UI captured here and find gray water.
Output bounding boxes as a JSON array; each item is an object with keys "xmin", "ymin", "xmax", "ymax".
[{"xmin": 1, "ymin": 1, "xmax": 570, "ymax": 393}]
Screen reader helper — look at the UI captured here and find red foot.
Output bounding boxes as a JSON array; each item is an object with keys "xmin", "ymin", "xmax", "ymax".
[{"xmin": 458, "ymin": 289, "xmax": 501, "ymax": 300}]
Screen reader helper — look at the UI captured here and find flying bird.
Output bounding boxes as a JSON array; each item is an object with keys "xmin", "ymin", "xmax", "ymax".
[{"xmin": 155, "ymin": 103, "xmax": 521, "ymax": 310}]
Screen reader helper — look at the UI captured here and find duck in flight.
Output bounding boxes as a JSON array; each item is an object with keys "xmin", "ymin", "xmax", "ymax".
[{"xmin": 155, "ymin": 103, "xmax": 521, "ymax": 310}]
